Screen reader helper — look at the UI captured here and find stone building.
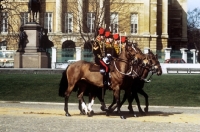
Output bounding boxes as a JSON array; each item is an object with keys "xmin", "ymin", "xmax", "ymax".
[{"xmin": 0, "ymin": 0, "xmax": 187, "ymax": 51}]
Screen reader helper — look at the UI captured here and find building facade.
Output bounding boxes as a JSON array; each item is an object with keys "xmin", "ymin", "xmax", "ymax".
[{"xmin": 0, "ymin": 0, "xmax": 187, "ymax": 51}]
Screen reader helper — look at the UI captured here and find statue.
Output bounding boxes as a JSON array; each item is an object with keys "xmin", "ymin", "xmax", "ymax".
[
  {"xmin": 39, "ymin": 29, "xmax": 54, "ymax": 52},
  {"xmin": 38, "ymin": 27, "xmax": 44, "ymax": 51},
  {"xmin": 28, "ymin": 0, "xmax": 41, "ymax": 22},
  {"xmin": 17, "ymin": 27, "xmax": 27, "ymax": 52}
]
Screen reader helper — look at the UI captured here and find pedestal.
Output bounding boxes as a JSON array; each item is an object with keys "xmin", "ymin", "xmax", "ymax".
[{"xmin": 14, "ymin": 23, "xmax": 50, "ymax": 68}]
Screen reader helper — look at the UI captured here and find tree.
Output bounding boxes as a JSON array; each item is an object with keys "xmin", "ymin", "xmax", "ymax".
[
  {"xmin": 0, "ymin": 1, "xmax": 27, "ymax": 49},
  {"xmin": 187, "ymin": 8, "xmax": 200, "ymax": 62},
  {"xmin": 63, "ymin": 0, "xmax": 128, "ymax": 44}
]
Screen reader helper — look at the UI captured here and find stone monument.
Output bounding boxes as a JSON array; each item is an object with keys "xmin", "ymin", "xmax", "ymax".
[{"xmin": 14, "ymin": 0, "xmax": 50, "ymax": 68}]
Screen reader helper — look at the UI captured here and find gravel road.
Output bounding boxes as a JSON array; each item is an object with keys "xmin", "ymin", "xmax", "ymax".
[{"xmin": 0, "ymin": 101, "xmax": 200, "ymax": 132}]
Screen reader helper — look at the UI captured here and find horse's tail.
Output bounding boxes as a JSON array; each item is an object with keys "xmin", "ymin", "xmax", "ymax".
[{"xmin": 59, "ymin": 66, "xmax": 69, "ymax": 97}]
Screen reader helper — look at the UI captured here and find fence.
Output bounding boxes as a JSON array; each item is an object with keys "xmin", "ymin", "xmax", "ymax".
[
  {"xmin": 0, "ymin": 46, "xmax": 15, "ymax": 68},
  {"xmin": 0, "ymin": 46, "xmax": 199, "ymax": 69}
]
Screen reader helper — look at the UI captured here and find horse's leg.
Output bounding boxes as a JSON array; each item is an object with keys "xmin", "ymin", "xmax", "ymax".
[
  {"xmin": 87, "ymin": 93, "xmax": 95, "ymax": 116},
  {"xmin": 107, "ymin": 94, "xmax": 116, "ymax": 112},
  {"xmin": 77, "ymin": 86, "xmax": 88, "ymax": 115},
  {"xmin": 133, "ymin": 91, "xmax": 146, "ymax": 116},
  {"xmin": 96, "ymin": 88, "xmax": 107, "ymax": 111},
  {"xmin": 116, "ymin": 90, "xmax": 126, "ymax": 119},
  {"xmin": 120, "ymin": 92, "xmax": 127, "ymax": 108},
  {"xmin": 64, "ymin": 96, "xmax": 71, "ymax": 116},
  {"xmin": 127, "ymin": 92, "xmax": 134, "ymax": 113},
  {"xmin": 110, "ymin": 89, "xmax": 125, "ymax": 119},
  {"xmin": 64, "ymin": 83, "xmax": 77, "ymax": 117},
  {"xmin": 138, "ymin": 89, "xmax": 149, "ymax": 113},
  {"xmin": 78, "ymin": 97, "xmax": 86, "ymax": 115},
  {"xmin": 64, "ymin": 86, "xmax": 74, "ymax": 117}
]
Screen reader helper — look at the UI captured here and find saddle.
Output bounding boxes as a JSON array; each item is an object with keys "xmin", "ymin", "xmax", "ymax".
[
  {"xmin": 89, "ymin": 63, "xmax": 101, "ymax": 72},
  {"xmin": 89, "ymin": 63, "xmax": 114, "ymax": 72}
]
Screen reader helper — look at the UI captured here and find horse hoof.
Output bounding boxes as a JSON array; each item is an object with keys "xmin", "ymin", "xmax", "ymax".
[
  {"xmin": 101, "ymin": 106, "xmax": 108, "ymax": 111},
  {"xmin": 128, "ymin": 106, "xmax": 134, "ymax": 112},
  {"xmin": 144, "ymin": 108, "xmax": 148, "ymax": 113},
  {"xmin": 120, "ymin": 116, "xmax": 126, "ymax": 119},
  {"xmin": 87, "ymin": 111, "xmax": 94, "ymax": 117},
  {"xmin": 133, "ymin": 114, "xmax": 137, "ymax": 117},
  {"xmin": 90, "ymin": 110, "xmax": 94, "ymax": 115},
  {"xmin": 106, "ymin": 112, "xmax": 110, "ymax": 116},
  {"xmin": 140, "ymin": 112, "xmax": 146, "ymax": 116},
  {"xmin": 65, "ymin": 113, "xmax": 71, "ymax": 117},
  {"xmin": 82, "ymin": 110, "xmax": 86, "ymax": 115}
]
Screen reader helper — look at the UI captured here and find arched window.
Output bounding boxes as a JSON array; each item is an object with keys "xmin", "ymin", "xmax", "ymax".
[
  {"xmin": 62, "ymin": 40, "xmax": 75, "ymax": 49},
  {"xmin": 84, "ymin": 40, "xmax": 93, "ymax": 50}
]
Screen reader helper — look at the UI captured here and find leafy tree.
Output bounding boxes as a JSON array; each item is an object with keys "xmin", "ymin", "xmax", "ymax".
[
  {"xmin": 187, "ymin": 8, "xmax": 200, "ymax": 62},
  {"xmin": 64, "ymin": 0, "xmax": 127, "ymax": 44},
  {"xmin": 0, "ymin": 1, "xmax": 27, "ymax": 49}
]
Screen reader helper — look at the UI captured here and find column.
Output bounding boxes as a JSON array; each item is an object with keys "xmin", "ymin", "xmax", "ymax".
[
  {"xmin": 51, "ymin": 47, "xmax": 57, "ymax": 69},
  {"xmin": 161, "ymin": 0, "xmax": 168, "ymax": 38},
  {"xmin": 190, "ymin": 49, "xmax": 196, "ymax": 64},
  {"xmin": 164, "ymin": 48, "xmax": 172, "ymax": 60},
  {"xmin": 150, "ymin": 0, "xmax": 158, "ymax": 50},
  {"xmin": 180, "ymin": 48, "xmax": 188, "ymax": 63},
  {"xmin": 143, "ymin": 0, "xmax": 150, "ymax": 35},
  {"xmin": 1, "ymin": 46, "xmax": 6, "ymax": 51},
  {"xmin": 150, "ymin": 0, "xmax": 157, "ymax": 35},
  {"xmin": 1, "ymin": 46, "xmax": 6, "ymax": 58},
  {"xmin": 181, "ymin": 1, "xmax": 187, "ymax": 41},
  {"xmin": 56, "ymin": 0, "xmax": 62, "ymax": 32},
  {"xmin": 75, "ymin": 47, "xmax": 81, "ymax": 60},
  {"xmin": 77, "ymin": 0, "xmax": 83, "ymax": 32},
  {"xmin": 196, "ymin": 50, "xmax": 199, "ymax": 63}
]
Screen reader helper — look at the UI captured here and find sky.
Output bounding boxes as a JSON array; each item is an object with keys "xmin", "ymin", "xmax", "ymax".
[{"xmin": 187, "ymin": 0, "xmax": 200, "ymax": 11}]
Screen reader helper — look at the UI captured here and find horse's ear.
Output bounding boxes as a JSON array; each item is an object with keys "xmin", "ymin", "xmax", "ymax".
[
  {"xmin": 155, "ymin": 54, "xmax": 158, "ymax": 59},
  {"xmin": 148, "ymin": 49, "xmax": 150, "ymax": 53}
]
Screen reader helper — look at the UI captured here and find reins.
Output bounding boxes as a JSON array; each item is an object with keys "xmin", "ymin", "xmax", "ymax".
[{"xmin": 113, "ymin": 59, "xmax": 134, "ymax": 76}]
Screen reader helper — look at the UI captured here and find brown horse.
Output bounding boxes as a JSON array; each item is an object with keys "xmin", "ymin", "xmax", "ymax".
[
  {"xmin": 61, "ymin": 44, "xmax": 144, "ymax": 118},
  {"xmin": 79, "ymin": 49, "xmax": 160, "ymax": 117},
  {"xmin": 106, "ymin": 49, "xmax": 156, "ymax": 113},
  {"xmin": 119, "ymin": 50, "xmax": 162, "ymax": 116}
]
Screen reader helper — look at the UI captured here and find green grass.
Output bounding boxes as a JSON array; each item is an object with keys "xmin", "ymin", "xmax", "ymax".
[{"xmin": 0, "ymin": 74, "xmax": 200, "ymax": 107}]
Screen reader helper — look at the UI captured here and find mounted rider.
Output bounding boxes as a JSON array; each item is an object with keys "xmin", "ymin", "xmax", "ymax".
[
  {"xmin": 113, "ymin": 33, "xmax": 120, "ymax": 57},
  {"xmin": 95, "ymin": 27, "xmax": 105, "ymax": 53},
  {"xmin": 93, "ymin": 27, "xmax": 113, "ymax": 86},
  {"xmin": 104, "ymin": 30, "xmax": 113, "ymax": 56}
]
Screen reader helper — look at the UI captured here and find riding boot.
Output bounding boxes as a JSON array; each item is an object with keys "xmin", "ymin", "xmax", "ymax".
[
  {"xmin": 103, "ymin": 73, "xmax": 108, "ymax": 86},
  {"xmin": 107, "ymin": 72, "xmax": 111, "ymax": 86},
  {"xmin": 105, "ymin": 72, "xmax": 111, "ymax": 86}
]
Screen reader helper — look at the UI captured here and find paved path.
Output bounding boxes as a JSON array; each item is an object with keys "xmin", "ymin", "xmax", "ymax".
[{"xmin": 0, "ymin": 101, "xmax": 200, "ymax": 132}]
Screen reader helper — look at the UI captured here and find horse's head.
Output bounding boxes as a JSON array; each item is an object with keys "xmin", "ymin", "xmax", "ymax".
[
  {"xmin": 124, "ymin": 42, "xmax": 144, "ymax": 62},
  {"xmin": 146, "ymin": 50, "xmax": 162, "ymax": 76}
]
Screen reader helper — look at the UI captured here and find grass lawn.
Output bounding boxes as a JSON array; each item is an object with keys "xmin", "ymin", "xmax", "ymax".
[{"xmin": 0, "ymin": 73, "xmax": 200, "ymax": 107}]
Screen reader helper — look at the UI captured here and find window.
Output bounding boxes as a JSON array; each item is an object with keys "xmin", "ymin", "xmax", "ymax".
[
  {"xmin": 20, "ymin": 12, "xmax": 28, "ymax": 25},
  {"xmin": 1, "ymin": 12, "xmax": 8, "ymax": 33},
  {"xmin": 131, "ymin": 13, "xmax": 138, "ymax": 34},
  {"xmin": 87, "ymin": 12, "xmax": 95, "ymax": 33},
  {"xmin": 65, "ymin": 13, "xmax": 73, "ymax": 33},
  {"xmin": 44, "ymin": 12, "xmax": 53, "ymax": 32},
  {"xmin": 110, "ymin": 13, "xmax": 118, "ymax": 33}
]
